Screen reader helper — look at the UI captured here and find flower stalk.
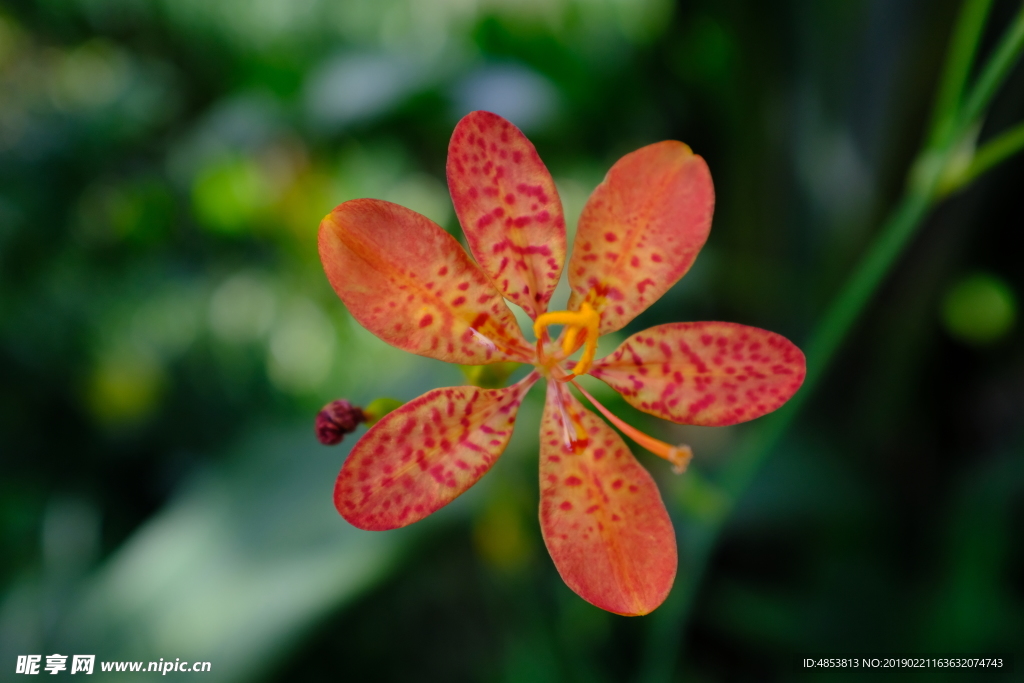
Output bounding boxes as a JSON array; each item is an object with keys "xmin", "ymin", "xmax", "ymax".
[{"xmin": 639, "ymin": 3, "xmax": 1024, "ymax": 680}]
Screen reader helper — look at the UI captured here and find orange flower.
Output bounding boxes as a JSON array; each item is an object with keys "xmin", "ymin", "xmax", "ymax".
[{"xmin": 318, "ymin": 111, "xmax": 805, "ymax": 615}]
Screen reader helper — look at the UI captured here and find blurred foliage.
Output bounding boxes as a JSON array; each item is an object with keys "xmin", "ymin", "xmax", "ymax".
[
  {"xmin": 942, "ymin": 272, "xmax": 1016, "ymax": 345},
  {"xmin": 1, "ymin": 0, "xmax": 1023, "ymax": 681}
]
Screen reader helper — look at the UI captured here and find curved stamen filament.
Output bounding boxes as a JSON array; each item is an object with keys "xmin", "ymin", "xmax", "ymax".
[
  {"xmin": 550, "ymin": 379, "xmax": 590, "ymax": 449},
  {"xmin": 533, "ymin": 302, "xmax": 600, "ymax": 375},
  {"xmin": 571, "ymin": 380, "xmax": 693, "ymax": 474}
]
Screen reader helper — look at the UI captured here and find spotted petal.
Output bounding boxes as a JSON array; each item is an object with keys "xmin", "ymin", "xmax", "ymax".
[
  {"xmin": 589, "ymin": 322, "xmax": 805, "ymax": 427},
  {"xmin": 539, "ymin": 381, "xmax": 676, "ymax": 615},
  {"xmin": 320, "ymin": 199, "xmax": 534, "ymax": 364},
  {"xmin": 567, "ymin": 141, "xmax": 714, "ymax": 335},
  {"xmin": 336, "ymin": 372, "xmax": 539, "ymax": 530},
  {"xmin": 448, "ymin": 111, "xmax": 566, "ymax": 319}
]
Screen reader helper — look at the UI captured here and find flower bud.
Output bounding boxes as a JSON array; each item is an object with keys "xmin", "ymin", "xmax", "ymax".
[{"xmin": 316, "ymin": 399, "xmax": 366, "ymax": 445}]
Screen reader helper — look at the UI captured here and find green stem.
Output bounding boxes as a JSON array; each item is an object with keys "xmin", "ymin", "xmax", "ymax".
[
  {"xmin": 957, "ymin": 2, "xmax": 1024, "ymax": 129},
  {"xmin": 638, "ymin": 3, "xmax": 1024, "ymax": 681},
  {"xmin": 711, "ymin": 189, "xmax": 936, "ymax": 548},
  {"xmin": 928, "ymin": 0, "xmax": 995, "ymax": 148},
  {"xmin": 943, "ymin": 118, "xmax": 1024, "ymax": 192},
  {"xmin": 637, "ymin": 189, "xmax": 934, "ymax": 683}
]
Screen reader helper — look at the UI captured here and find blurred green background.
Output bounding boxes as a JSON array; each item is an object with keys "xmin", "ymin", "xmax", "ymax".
[{"xmin": 1, "ymin": 0, "xmax": 1022, "ymax": 680}]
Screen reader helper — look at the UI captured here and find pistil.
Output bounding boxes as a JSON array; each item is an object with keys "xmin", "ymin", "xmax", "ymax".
[{"xmin": 571, "ymin": 381, "xmax": 693, "ymax": 474}]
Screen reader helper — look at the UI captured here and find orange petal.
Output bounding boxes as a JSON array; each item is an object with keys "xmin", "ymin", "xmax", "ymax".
[
  {"xmin": 539, "ymin": 381, "xmax": 677, "ymax": 615},
  {"xmin": 448, "ymin": 111, "xmax": 566, "ymax": 319},
  {"xmin": 567, "ymin": 141, "xmax": 714, "ymax": 335},
  {"xmin": 335, "ymin": 371, "xmax": 539, "ymax": 530},
  {"xmin": 319, "ymin": 199, "xmax": 534, "ymax": 364},
  {"xmin": 589, "ymin": 322, "xmax": 806, "ymax": 427}
]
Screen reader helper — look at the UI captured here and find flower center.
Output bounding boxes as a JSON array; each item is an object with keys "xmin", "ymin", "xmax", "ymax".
[{"xmin": 532, "ymin": 302, "xmax": 600, "ymax": 376}]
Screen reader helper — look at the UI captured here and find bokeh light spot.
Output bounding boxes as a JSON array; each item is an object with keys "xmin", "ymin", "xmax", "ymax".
[
  {"xmin": 49, "ymin": 40, "xmax": 131, "ymax": 112},
  {"xmin": 209, "ymin": 271, "xmax": 278, "ymax": 344},
  {"xmin": 453, "ymin": 64, "xmax": 559, "ymax": 133},
  {"xmin": 86, "ymin": 351, "xmax": 165, "ymax": 427},
  {"xmin": 132, "ymin": 288, "xmax": 201, "ymax": 360},
  {"xmin": 192, "ymin": 156, "xmax": 271, "ymax": 234},
  {"xmin": 384, "ymin": 173, "xmax": 452, "ymax": 229},
  {"xmin": 266, "ymin": 298, "xmax": 335, "ymax": 394},
  {"xmin": 941, "ymin": 273, "xmax": 1017, "ymax": 346},
  {"xmin": 473, "ymin": 492, "xmax": 533, "ymax": 573}
]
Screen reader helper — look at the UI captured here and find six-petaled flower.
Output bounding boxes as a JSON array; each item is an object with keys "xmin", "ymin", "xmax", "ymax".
[{"xmin": 318, "ymin": 111, "xmax": 806, "ymax": 615}]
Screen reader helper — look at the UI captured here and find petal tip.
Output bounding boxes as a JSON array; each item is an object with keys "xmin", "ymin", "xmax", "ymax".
[{"xmin": 539, "ymin": 383, "xmax": 678, "ymax": 616}]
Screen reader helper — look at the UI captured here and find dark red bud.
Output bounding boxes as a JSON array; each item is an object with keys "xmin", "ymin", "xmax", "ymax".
[{"xmin": 316, "ymin": 399, "xmax": 366, "ymax": 445}]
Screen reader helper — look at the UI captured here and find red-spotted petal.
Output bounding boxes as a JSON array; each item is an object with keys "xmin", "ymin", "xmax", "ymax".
[
  {"xmin": 335, "ymin": 372, "xmax": 539, "ymax": 530},
  {"xmin": 539, "ymin": 381, "xmax": 676, "ymax": 615},
  {"xmin": 447, "ymin": 111, "xmax": 566, "ymax": 319},
  {"xmin": 589, "ymin": 322, "xmax": 805, "ymax": 427},
  {"xmin": 567, "ymin": 141, "xmax": 714, "ymax": 335},
  {"xmin": 319, "ymin": 199, "xmax": 534, "ymax": 364}
]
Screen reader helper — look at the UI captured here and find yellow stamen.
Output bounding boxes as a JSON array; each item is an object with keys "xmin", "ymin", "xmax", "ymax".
[
  {"xmin": 533, "ymin": 302, "xmax": 600, "ymax": 376},
  {"xmin": 562, "ymin": 325, "xmax": 580, "ymax": 356},
  {"xmin": 571, "ymin": 380, "xmax": 693, "ymax": 474}
]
